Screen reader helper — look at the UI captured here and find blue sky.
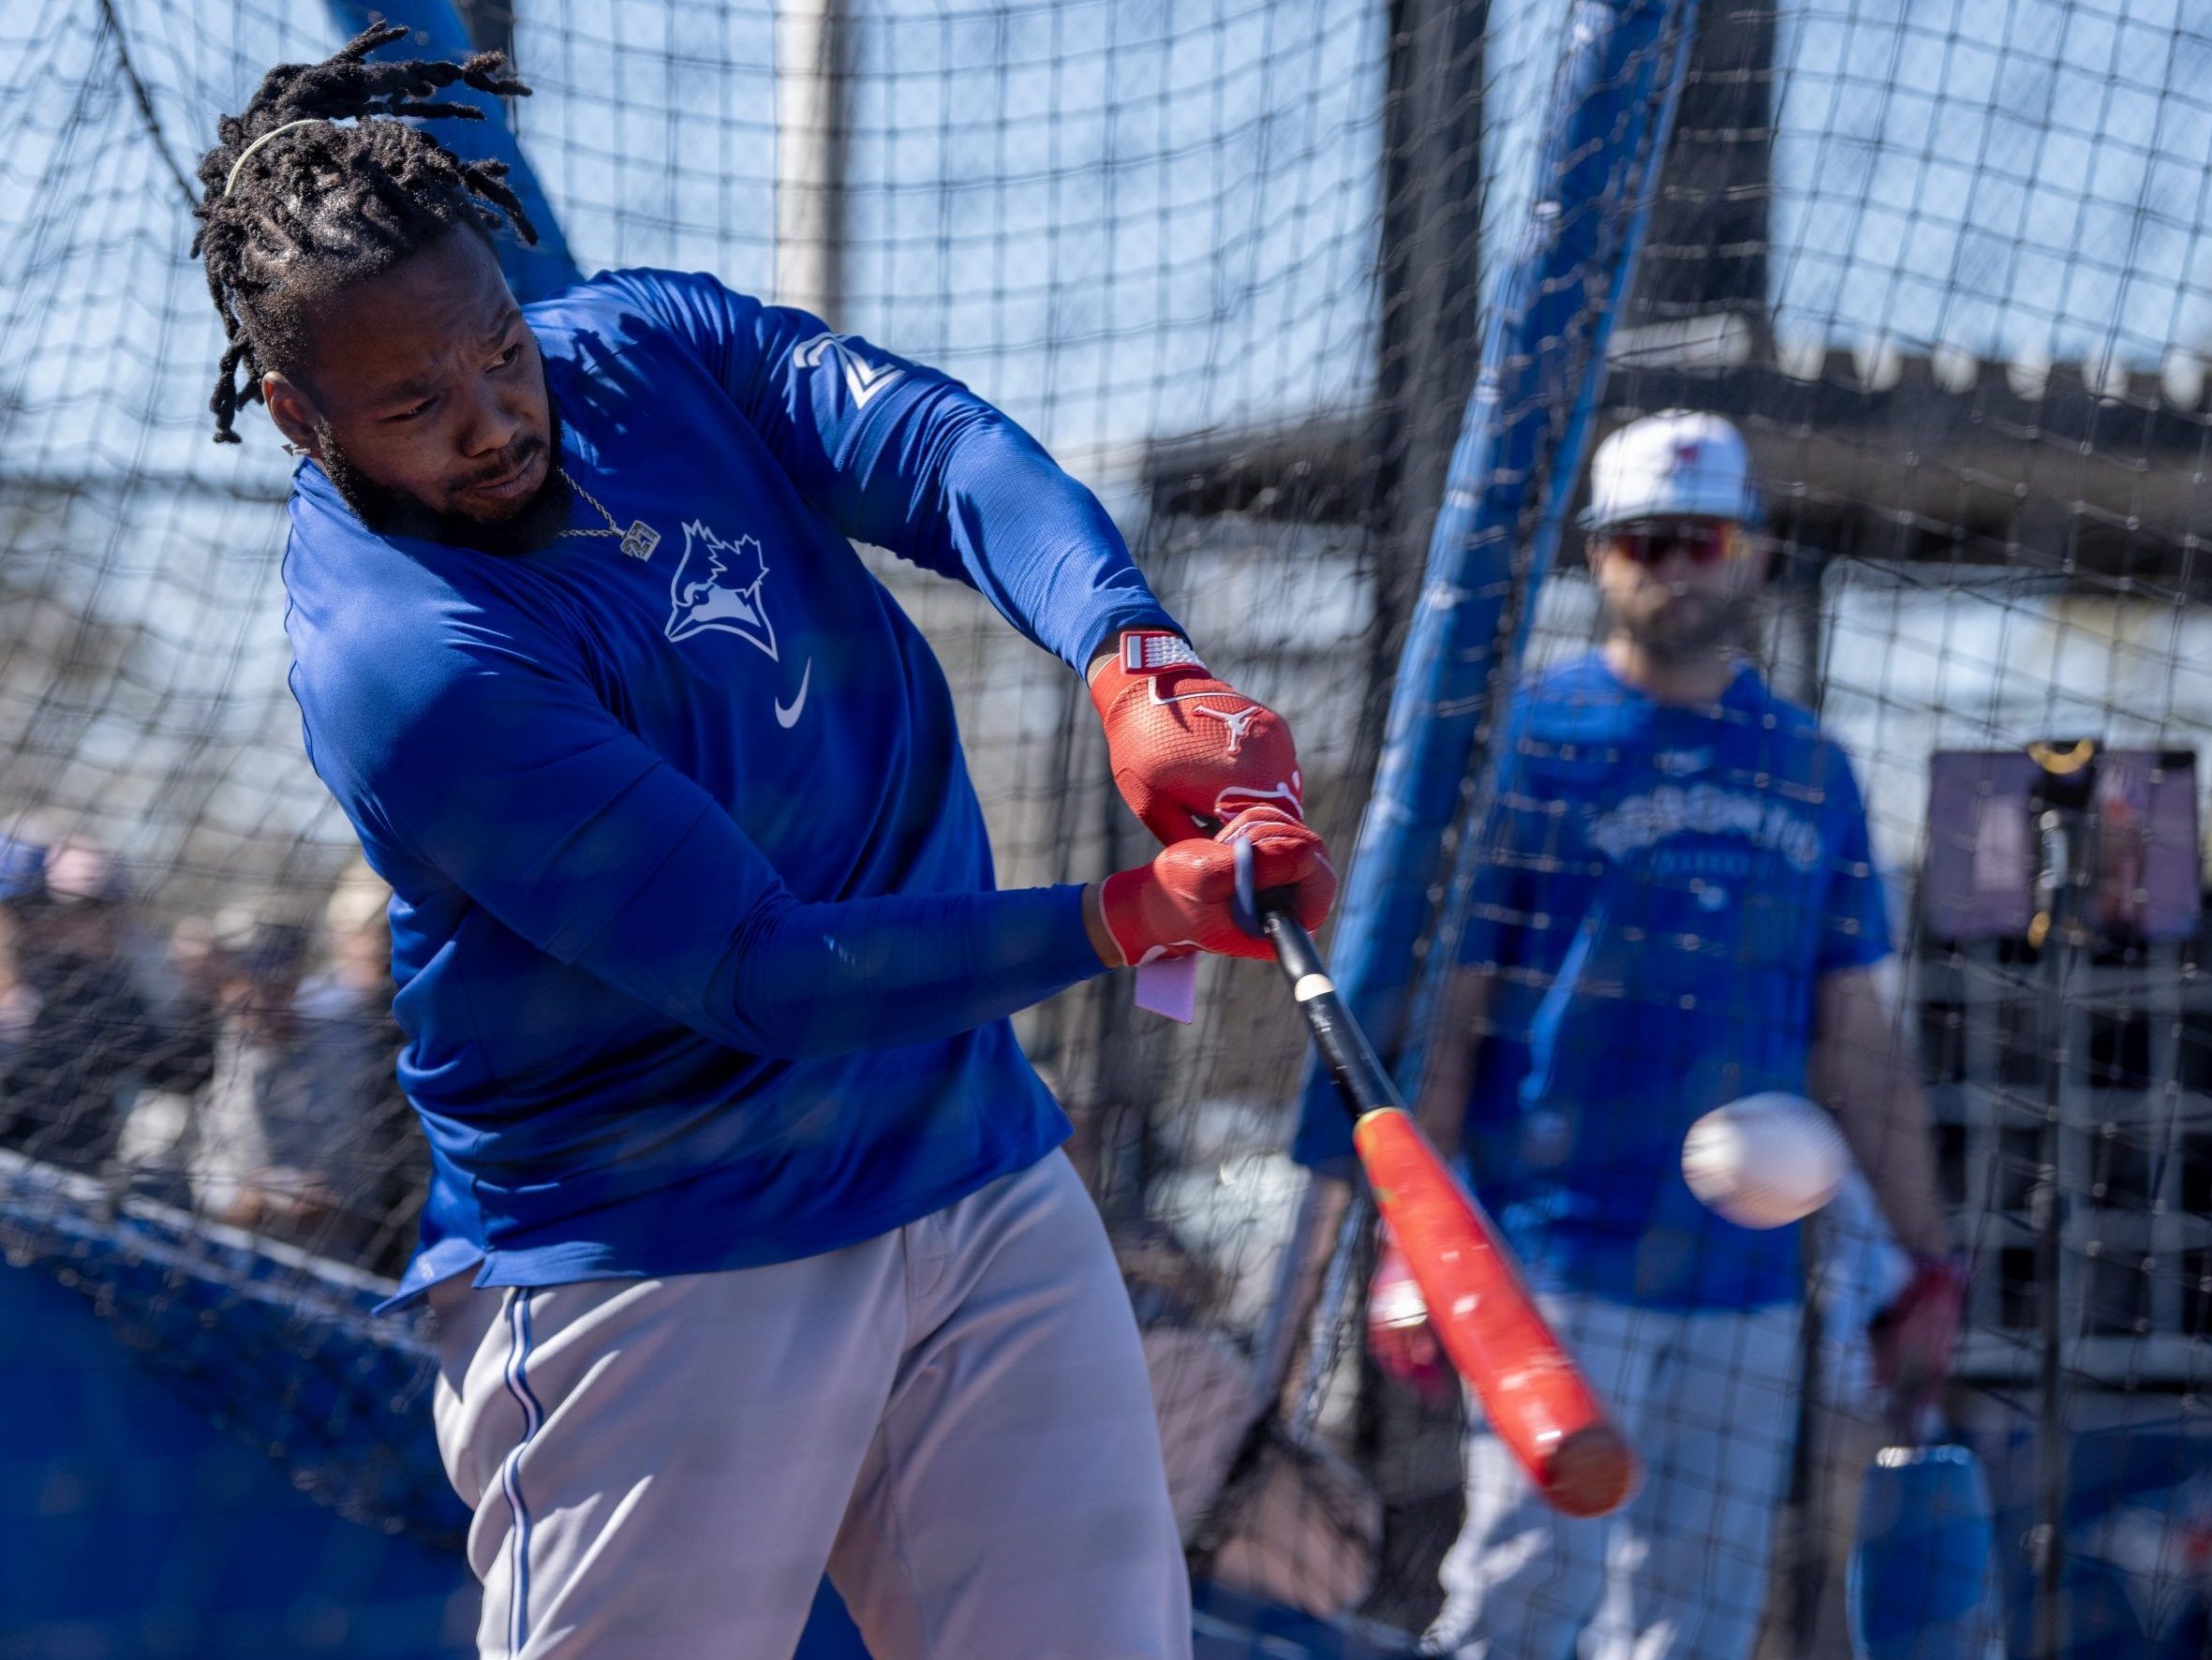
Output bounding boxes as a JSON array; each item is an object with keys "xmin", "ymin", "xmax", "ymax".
[
  {"xmin": 7, "ymin": 0, "xmax": 2206, "ymax": 477},
  {"xmin": 1771, "ymin": 0, "xmax": 2212, "ymax": 372}
]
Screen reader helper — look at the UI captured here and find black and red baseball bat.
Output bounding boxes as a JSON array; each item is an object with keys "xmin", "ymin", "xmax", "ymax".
[{"xmin": 1235, "ymin": 845, "xmax": 1638, "ymax": 1518}]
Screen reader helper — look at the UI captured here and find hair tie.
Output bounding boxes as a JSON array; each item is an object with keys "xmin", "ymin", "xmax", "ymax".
[{"xmin": 222, "ymin": 118, "xmax": 331, "ymax": 199}]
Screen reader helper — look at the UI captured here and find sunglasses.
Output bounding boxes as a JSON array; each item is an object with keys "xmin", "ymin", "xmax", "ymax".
[{"xmin": 1603, "ymin": 522, "xmax": 1743, "ymax": 568}]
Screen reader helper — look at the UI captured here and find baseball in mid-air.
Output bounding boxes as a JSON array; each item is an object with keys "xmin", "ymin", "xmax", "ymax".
[{"xmin": 1682, "ymin": 1092, "xmax": 1848, "ymax": 1229}]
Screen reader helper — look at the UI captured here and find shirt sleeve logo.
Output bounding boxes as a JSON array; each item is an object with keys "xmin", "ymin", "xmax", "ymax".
[
  {"xmin": 666, "ymin": 520, "xmax": 779, "ymax": 660},
  {"xmin": 792, "ymin": 332, "xmax": 904, "ymax": 408}
]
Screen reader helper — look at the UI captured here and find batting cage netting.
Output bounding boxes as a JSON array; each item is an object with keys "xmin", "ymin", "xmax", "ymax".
[{"xmin": 5, "ymin": 1, "xmax": 2211, "ymax": 1656}]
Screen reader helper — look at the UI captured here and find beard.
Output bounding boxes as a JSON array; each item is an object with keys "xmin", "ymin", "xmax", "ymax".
[
  {"xmin": 1611, "ymin": 587, "xmax": 1745, "ymax": 660},
  {"xmin": 317, "ymin": 411, "xmax": 572, "ymax": 559}
]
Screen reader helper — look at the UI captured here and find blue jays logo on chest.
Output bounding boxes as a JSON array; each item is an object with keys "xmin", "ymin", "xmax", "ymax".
[{"xmin": 666, "ymin": 520, "xmax": 778, "ymax": 660}]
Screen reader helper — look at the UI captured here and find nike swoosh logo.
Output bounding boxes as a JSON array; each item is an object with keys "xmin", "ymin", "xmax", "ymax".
[{"xmin": 774, "ymin": 658, "xmax": 812, "ymax": 728}]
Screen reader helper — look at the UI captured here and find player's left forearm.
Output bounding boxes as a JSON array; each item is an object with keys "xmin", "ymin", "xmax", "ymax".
[
  {"xmin": 853, "ymin": 393, "xmax": 1177, "ymax": 671},
  {"xmin": 1811, "ymin": 966, "xmax": 1949, "ymax": 1259}
]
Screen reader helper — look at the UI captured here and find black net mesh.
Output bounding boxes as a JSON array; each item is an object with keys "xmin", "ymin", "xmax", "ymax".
[{"xmin": 5, "ymin": 3, "xmax": 2212, "ymax": 1656}]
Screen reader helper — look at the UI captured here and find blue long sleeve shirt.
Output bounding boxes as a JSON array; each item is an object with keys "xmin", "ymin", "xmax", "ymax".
[{"xmin": 281, "ymin": 268, "xmax": 1175, "ymax": 1305}]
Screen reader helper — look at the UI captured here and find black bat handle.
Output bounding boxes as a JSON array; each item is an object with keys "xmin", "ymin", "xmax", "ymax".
[{"xmin": 1233, "ymin": 837, "xmax": 1407, "ymax": 1121}]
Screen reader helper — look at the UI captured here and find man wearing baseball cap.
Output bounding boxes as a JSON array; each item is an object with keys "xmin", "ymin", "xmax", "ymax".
[{"xmin": 1374, "ymin": 411, "xmax": 1962, "ymax": 1657}]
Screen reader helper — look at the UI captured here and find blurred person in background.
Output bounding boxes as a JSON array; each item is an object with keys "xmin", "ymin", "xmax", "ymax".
[
  {"xmin": 124, "ymin": 905, "xmax": 320, "ymax": 1233},
  {"xmin": 118, "ymin": 912, "xmax": 247, "ymax": 1206},
  {"xmin": 0, "ymin": 839, "xmax": 45, "ymax": 1058},
  {"xmin": 186, "ymin": 909, "xmax": 333, "ymax": 1241},
  {"xmin": 0, "ymin": 836, "xmax": 163, "ymax": 1175},
  {"xmin": 1371, "ymin": 412, "xmax": 1962, "ymax": 1660},
  {"xmin": 156, "ymin": 912, "xmax": 226, "ymax": 1097},
  {"xmin": 293, "ymin": 859, "xmax": 424, "ymax": 1274},
  {"xmin": 126, "ymin": 866, "xmax": 423, "ymax": 1267}
]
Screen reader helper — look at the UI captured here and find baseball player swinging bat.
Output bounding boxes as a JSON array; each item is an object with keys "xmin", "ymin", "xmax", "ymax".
[{"xmin": 1233, "ymin": 841, "xmax": 1639, "ymax": 1519}]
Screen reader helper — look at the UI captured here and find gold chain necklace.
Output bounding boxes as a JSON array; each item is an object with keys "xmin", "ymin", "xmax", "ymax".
[{"xmin": 558, "ymin": 467, "xmax": 661, "ymax": 561}]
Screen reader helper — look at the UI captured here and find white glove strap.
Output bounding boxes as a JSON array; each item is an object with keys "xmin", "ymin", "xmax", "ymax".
[{"xmin": 1117, "ymin": 630, "xmax": 1205, "ymax": 675}]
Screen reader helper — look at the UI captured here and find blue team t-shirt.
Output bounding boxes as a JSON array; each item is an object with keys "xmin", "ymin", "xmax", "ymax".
[
  {"xmin": 1452, "ymin": 654, "xmax": 1890, "ymax": 1310},
  {"xmin": 282, "ymin": 269, "xmax": 1174, "ymax": 1306}
]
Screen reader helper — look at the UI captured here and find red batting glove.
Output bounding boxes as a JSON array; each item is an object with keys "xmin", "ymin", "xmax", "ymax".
[
  {"xmin": 1870, "ymin": 1253, "xmax": 1967, "ymax": 1407},
  {"xmin": 1090, "ymin": 629, "xmax": 1304, "ymax": 841},
  {"xmin": 1369, "ymin": 1230, "xmax": 1453, "ymax": 1407},
  {"xmin": 1098, "ymin": 806, "xmax": 1334, "ymax": 966}
]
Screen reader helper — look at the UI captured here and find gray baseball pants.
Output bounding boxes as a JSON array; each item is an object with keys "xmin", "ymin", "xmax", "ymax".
[
  {"xmin": 428, "ymin": 1151, "xmax": 1191, "ymax": 1659},
  {"xmin": 1422, "ymin": 1295, "xmax": 1802, "ymax": 1660}
]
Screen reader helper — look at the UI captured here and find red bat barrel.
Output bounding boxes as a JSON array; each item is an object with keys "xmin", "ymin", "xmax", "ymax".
[{"xmin": 1355, "ymin": 1106, "xmax": 1639, "ymax": 1519}]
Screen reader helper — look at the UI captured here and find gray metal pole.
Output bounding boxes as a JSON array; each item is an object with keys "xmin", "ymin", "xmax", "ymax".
[
  {"xmin": 2031, "ymin": 806, "xmax": 2074, "ymax": 1660},
  {"xmin": 774, "ymin": 0, "xmax": 848, "ymax": 324}
]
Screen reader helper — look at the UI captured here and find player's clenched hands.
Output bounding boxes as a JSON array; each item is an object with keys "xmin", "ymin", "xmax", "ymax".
[
  {"xmin": 1090, "ymin": 806, "xmax": 1334, "ymax": 968},
  {"xmin": 1091, "ymin": 629, "xmax": 1304, "ymax": 839}
]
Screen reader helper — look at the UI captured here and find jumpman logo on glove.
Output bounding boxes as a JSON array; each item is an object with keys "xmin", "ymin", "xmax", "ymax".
[
  {"xmin": 1090, "ymin": 628, "xmax": 1308, "ymax": 844},
  {"xmin": 1191, "ymin": 702, "xmax": 1263, "ymax": 757}
]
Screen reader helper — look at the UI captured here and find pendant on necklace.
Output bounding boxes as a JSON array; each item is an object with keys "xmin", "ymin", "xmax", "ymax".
[{"xmin": 621, "ymin": 522, "xmax": 661, "ymax": 562}]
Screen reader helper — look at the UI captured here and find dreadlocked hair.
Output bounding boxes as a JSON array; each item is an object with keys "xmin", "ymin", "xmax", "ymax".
[{"xmin": 190, "ymin": 22, "xmax": 538, "ymax": 443}]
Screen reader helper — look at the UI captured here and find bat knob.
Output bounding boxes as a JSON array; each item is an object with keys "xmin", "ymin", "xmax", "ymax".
[{"xmin": 1544, "ymin": 1422, "xmax": 1640, "ymax": 1518}]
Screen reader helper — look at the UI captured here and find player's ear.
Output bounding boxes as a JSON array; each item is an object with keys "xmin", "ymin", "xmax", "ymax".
[
  {"xmin": 1586, "ymin": 532, "xmax": 1626, "ymax": 587},
  {"xmin": 261, "ymin": 372, "xmax": 321, "ymax": 458},
  {"xmin": 1738, "ymin": 526, "xmax": 1775, "ymax": 585}
]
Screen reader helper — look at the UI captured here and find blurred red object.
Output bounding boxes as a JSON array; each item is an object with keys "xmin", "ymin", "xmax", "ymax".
[
  {"xmin": 1870, "ymin": 1253, "xmax": 1967, "ymax": 1409},
  {"xmin": 1367, "ymin": 1229, "xmax": 1453, "ymax": 1407}
]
